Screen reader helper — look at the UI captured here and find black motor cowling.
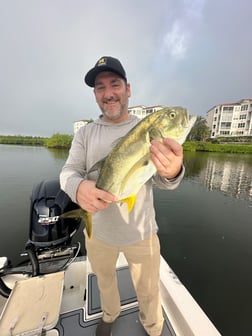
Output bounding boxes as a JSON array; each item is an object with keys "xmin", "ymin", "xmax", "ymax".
[
  {"xmin": 28, "ymin": 179, "xmax": 81, "ymax": 247},
  {"xmin": 0, "ymin": 180, "xmax": 82, "ymax": 298}
]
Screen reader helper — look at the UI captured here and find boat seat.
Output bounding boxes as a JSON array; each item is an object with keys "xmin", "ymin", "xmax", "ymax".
[{"xmin": 0, "ymin": 272, "xmax": 64, "ymax": 336}]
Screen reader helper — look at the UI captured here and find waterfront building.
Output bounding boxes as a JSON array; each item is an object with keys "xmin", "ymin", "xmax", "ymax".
[
  {"xmin": 206, "ymin": 99, "xmax": 252, "ymax": 138},
  {"xmin": 128, "ymin": 105, "xmax": 166, "ymax": 119},
  {"xmin": 74, "ymin": 120, "xmax": 89, "ymax": 134}
]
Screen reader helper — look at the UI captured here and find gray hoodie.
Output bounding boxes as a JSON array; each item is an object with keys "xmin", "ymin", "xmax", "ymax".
[{"xmin": 60, "ymin": 115, "xmax": 184, "ymax": 245}]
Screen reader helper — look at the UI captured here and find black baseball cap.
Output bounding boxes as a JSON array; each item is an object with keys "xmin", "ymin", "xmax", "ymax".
[{"xmin": 84, "ymin": 56, "xmax": 127, "ymax": 87}]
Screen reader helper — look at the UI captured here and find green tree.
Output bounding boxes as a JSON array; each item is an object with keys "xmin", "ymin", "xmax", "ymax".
[
  {"xmin": 188, "ymin": 116, "xmax": 210, "ymax": 141},
  {"xmin": 46, "ymin": 133, "xmax": 73, "ymax": 148}
]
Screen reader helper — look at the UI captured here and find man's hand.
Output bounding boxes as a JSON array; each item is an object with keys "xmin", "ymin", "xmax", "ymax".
[
  {"xmin": 76, "ymin": 180, "xmax": 117, "ymax": 214},
  {"xmin": 150, "ymin": 138, "xmax": 183, "ymax": 179}
]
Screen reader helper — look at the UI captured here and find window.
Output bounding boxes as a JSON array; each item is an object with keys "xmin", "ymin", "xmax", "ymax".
[
  {"xmin": 238, "ymin": 123, "xmax": 245, "ymax": 128},
  {"xmin": 241, "ymin": 105, "xmax": 248, "ymax": 111},
  {"xmin": 221, "ymin": 122, "xmax": 231, "ymax": 129},
  {"xmin": 223, "ymin": 106, "xmax": 234, "ymax": 111},
  {"xmin": 239, "ymin": 114, "xmax": 247, "ymax": 120}
]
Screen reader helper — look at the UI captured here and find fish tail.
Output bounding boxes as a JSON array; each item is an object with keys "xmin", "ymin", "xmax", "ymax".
[
  {"xmin": 60, "ymin": 209, "xmax": 81, "ymax": 219},
  {"xmin": 60, "ymin": 209, "xmax": 93, "ymax": 239},
  {"xmin": 118, "ymin": 195, "xmax": 137, "ymax": 213},
  {"xmin": 82, "ymin": 211, "xmax": 93, "ymax": 239}
]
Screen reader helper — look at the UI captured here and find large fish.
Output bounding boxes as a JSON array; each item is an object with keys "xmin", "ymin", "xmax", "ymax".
[{"xmin": 61, "ymin": 107, "xmax": 196, "ymax": 238}]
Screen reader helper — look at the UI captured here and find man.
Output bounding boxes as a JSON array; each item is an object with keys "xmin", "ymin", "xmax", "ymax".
[{"xmin": 60, "ymin": 56, "xmax": 184, "ymax": 336}]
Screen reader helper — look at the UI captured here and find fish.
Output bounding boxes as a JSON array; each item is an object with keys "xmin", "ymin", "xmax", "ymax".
[
  {"xmin": 96, "ymin": 106, "xmax": 196, "ymax": 210},
  {"xmin": 61, "ymin": 106, "xmax": 196, "ymax": 239}
]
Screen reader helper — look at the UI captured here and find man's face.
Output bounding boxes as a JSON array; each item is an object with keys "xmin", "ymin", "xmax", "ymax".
[{"xmin": 94, "ymin": 71, "xmax": 131, "ymax": 123}]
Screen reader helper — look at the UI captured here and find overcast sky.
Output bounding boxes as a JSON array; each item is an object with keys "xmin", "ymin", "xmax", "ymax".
[{"xmin": 1, "ymin": 0, "xmax": 251, "ymax": 136}]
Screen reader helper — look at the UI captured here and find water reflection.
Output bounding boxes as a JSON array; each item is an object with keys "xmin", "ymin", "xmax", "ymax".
[
  {"xmin": 184, "ymin": 152, "xmax": 252, "ymax": 203},
  {"xmin": 47, "ymin": 147, "xmax": 69, "ymax": 160}
]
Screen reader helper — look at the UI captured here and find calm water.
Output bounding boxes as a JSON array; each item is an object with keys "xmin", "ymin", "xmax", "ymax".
[{"xmin": 0, "ymin": 145, "xmax": 251, "ymax": 336}]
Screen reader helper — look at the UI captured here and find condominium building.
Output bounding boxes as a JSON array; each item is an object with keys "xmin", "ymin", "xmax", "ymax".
[
  {"xmin": 128, "ymin": 105, "xmax": 166, "ymax": 119},
  {"xmin": 207, "ymin": 99, "xmax": 252, "ymax": 138},
  {"xmin": 73, "ymin": 120, "xmax": 89, "ymax": 134}
]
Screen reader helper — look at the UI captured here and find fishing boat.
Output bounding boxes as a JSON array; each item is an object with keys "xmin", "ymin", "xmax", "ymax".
[{"xmin": 0, "ymin": 179, "xmax": 221, "ymax": 335}]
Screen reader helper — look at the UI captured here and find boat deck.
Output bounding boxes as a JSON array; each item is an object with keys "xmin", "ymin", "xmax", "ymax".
[
  {"xmin": 0, "ymin": 256, "xmax": 221, "ymax": 336},
  {"xmin": 56, "ymin": 307, "xmax": 175, "ymax": 336},
  {"xmin": 55, "ymin": 265, "xmax": 176, "ymax": 336}
]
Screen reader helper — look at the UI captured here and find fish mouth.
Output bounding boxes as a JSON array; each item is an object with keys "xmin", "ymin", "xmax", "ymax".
[
  {"xmin": 187, "ymin": 115, "xmax": 196, "ymax": 128},
  {"xmin": 182, "ymin": 115, "xmax": 197, "ymax": 137},
  {"xmin": 181, "ymin": 110, "xmax": 189, "ymax": 128}
]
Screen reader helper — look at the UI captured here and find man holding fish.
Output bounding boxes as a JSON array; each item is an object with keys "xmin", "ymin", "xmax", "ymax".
[{"xmin": 60, "ymin": 56, "xmax": 195, "ymax": 336}]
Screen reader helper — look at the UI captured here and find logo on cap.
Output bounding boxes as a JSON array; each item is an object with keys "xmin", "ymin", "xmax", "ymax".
[{"xmin": 97, "ymin": 57, "xmax": 107, "ymax": 66}]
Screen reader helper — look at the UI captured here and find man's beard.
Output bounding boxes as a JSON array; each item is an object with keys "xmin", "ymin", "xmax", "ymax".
[
  {"xmin": 100, "ymin": 100, "xmax": 127, "ymax": 121},
  {"xmin": 102, "ymin": 108, "xmax": 123, "ymax": 120}
]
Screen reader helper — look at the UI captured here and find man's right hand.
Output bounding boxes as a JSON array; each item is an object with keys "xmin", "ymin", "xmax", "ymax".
[{"xmin": 76, "ymin": 180, "xmax": 117, "ymax": 214}]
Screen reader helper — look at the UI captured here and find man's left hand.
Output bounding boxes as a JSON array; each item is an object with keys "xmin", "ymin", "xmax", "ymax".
[{"xmin": 150, "ymin": 138, "xmax": 183, "ymax": 179}]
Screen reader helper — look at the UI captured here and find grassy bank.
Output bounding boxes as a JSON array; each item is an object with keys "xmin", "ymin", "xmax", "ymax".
[
  {"xmin": 183, "ymin": 141, "xmax": 252, "ymax": 154},
  {"xmin": 0, "ymin": 135, "xmax": 48, "ymax": 146},
  {"xmin": 1, "ymin": 135, "xmax": 252, "ymax": 153},
  {"xmin": 0, "ymin": 134, "xmax": 72, "ymax": 148}
]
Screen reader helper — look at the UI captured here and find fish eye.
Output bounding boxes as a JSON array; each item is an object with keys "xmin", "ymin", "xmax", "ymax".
[{"xmin": 169, "ymin": 110, "xmax": 176, "ymax": 119}]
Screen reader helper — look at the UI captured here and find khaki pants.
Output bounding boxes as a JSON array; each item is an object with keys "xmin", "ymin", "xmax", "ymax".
[{"xmin": 85, "ymin": 233, "xmax": 164, "ymax": 336}]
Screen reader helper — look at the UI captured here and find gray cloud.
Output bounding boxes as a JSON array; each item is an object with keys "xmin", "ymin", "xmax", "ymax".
[{"xmin": 0, "ymin": 0, "xmax": 251, "ymax": 136}]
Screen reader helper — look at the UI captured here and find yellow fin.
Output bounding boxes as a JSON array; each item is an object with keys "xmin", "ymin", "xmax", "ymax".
[{"xmin": 117, "ymin": 195, "xmax": 137, "ymax": 213}]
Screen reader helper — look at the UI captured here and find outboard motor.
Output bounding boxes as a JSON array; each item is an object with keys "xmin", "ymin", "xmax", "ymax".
[
  {"xmin": 25, "ymin": 179, "xmax": 82, "ymax": 276},
  {"xmin": 0, "ymin": 179, "xmax": 82, "ymax": 298},
  {"xmin": 28, "ymin": 179, "xmax": 80, "ymax": 247}
]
